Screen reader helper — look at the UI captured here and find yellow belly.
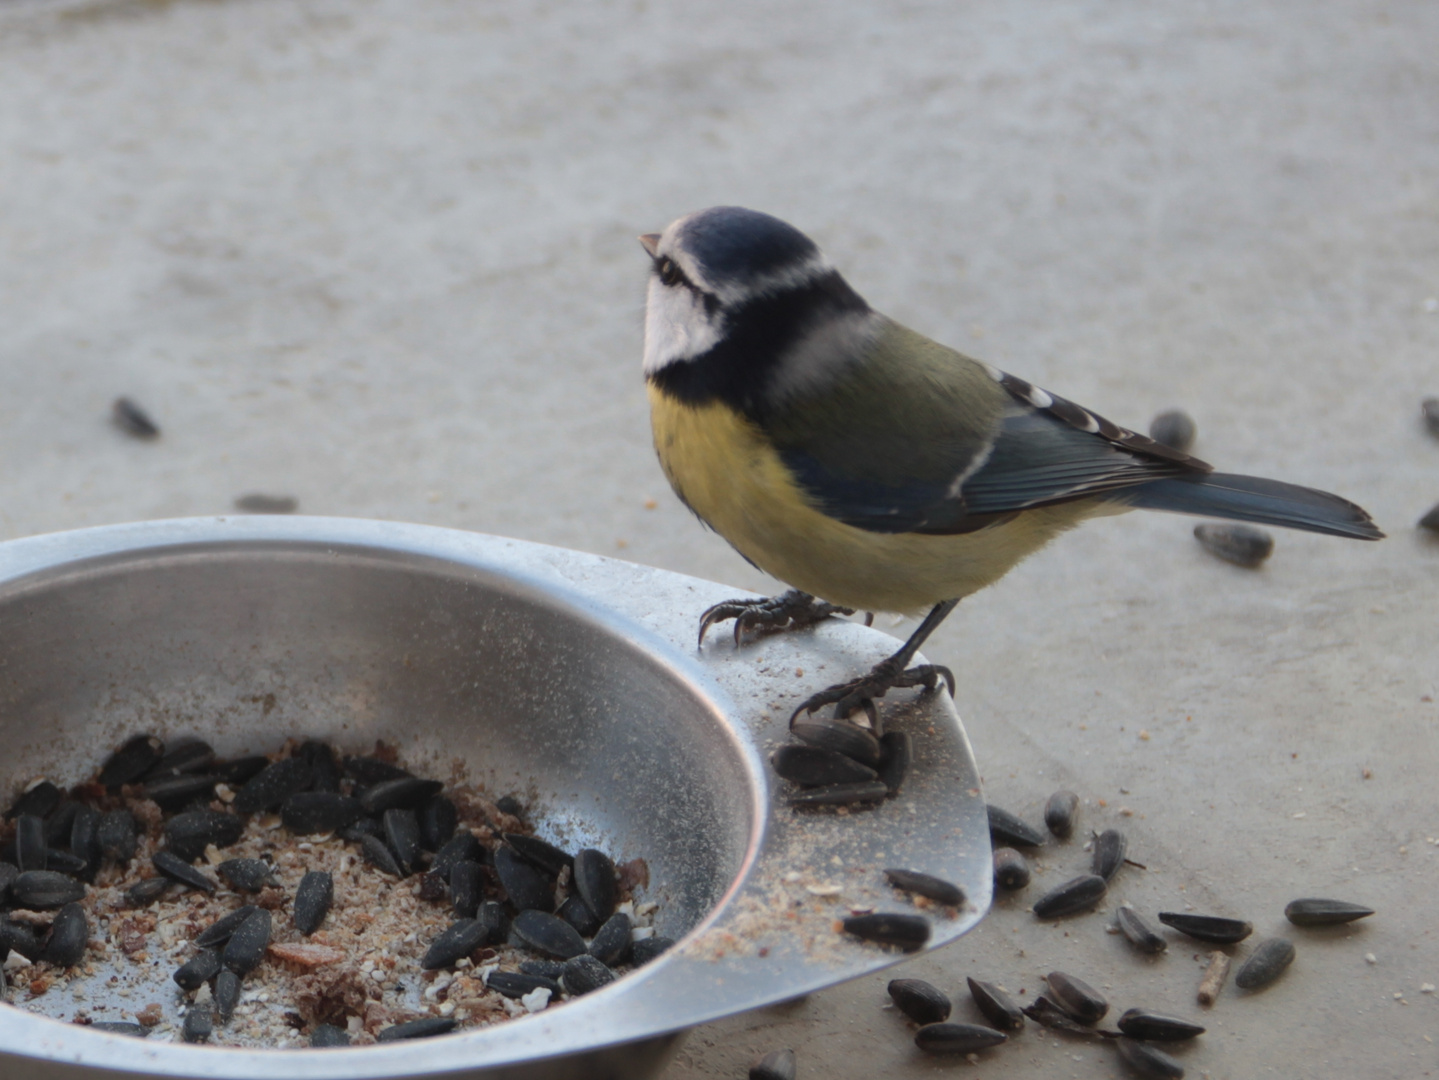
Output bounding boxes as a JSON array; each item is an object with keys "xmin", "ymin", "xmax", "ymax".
[{"xmin": 649, "ymin": 387, "xmax": 1111, "ymax": 614}]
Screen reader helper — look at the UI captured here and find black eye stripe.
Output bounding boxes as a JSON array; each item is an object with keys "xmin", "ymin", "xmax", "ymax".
[{"xmin": 654, "ymin": 256, "xmax": 719, "ymax": 314}]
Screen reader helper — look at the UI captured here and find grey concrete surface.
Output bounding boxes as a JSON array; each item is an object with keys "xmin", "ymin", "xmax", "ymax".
[{"xmin": 0, "ymin": 1, "xmax": 1435, "ymax": 1077}]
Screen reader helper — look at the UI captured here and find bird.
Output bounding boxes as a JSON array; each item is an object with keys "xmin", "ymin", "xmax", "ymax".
[{"xmin": 638, "ymin": 206, "xmax": 1383, "ymax": 721}]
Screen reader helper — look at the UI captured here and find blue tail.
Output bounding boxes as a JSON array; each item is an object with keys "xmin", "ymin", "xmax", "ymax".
[{"xmin": 1120, "ymin": 473, "xmax": 1383, "ymax": 540}]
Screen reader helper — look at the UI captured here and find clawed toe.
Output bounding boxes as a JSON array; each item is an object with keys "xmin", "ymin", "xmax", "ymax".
[
  {"xmin": 790, "ymin": 661, "xmax": 956, "ymax": 723},
  {"xmin": 697, "ymin": 589, "xmax": 853, "ymax": 648}
]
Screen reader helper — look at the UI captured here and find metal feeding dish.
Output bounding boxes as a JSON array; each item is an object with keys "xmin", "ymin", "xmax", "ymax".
[{"xmin": 0, "ymin": 517, "xmax": 991, "ymax": 1079}]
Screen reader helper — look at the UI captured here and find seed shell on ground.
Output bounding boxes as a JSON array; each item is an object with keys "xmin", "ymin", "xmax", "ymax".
[
  {"xmin": 888, "ymin": 978, "xmax": 951, "ymax": 1025},
  {"xmin": 967, "ymin": 977, "xmax": 1025, "ymax": 1030},
  {"xmin": 883, "ymin": 868, "xmax": 964, "ymax": 906},
  {"xmin": 152, "ymin": 850, "xmax": 218, "ymax": 893},
  {"xmin": 111, "ymin": 396, "xmax": 160, "ymax": 438},
  {"xmin": 341, "ymin": 755, "xmax": 412, "ymax": 785},
  {"xmin": 0, "ymin": 918, "xmax": 44, "ymax": 960},
  {"xmin": 310, "ymin": 1024, "xmax": 350, "ymax": 1047},
  {"xmin": 142, "ymin": 774, "xmax": 220, "ymax": 810},
  {"xmin": 1116, "ymin": 1008, "xmax": 1205, "ymax": 1041},
  {"xmin": 519, "ymin": 959, "xmax": 567, "ymax": 979},
  {"xmin": 421, "ymin": 918, "xmax": 489, "ymax": 970},
  {"xmin": 876, "ymin": 730, "xmax": 912, "ymax": 795},
  {"xmin": 749, "ymin": 1048, "xmax": 797, "ymax": 1080},
  {"xmin": 1149, "ymin": 409, "xmax": 1197, "ymax": 452},
  {"xmin": 1032, "ymin": 874, "xmax": 1106, "ymax": 919},
  {"xmin": 993, "ymin": 847, "xmax": 1030, "ymax": 890},
  {"xmin": 298, "ymin": 741, "xmax": 340, "ymax": 792},
  {"xmin": 98, "ymin": 734, "xmax": 164, "ymax": 789},
  {"xmin": 1116, "ymin": 1037, "xmax": 1185, "ymax": 1078},
  {"xmin": 1283, "ymin": 898, "xmax": 1375, "ymax": 926},
  {"xmin": 494, "ymin": 845, "xmax": 555, "ymax": 913},
  {"xmin": 561, "ymin": 954, "xmax": 616, "ymax": 996},
  {"xmin": 195, "ymin": 905, "xmax": 259, "ymax": 948},
  {"xmin": 1234, "ymin": 937, "xmax": 1296, "ymax": 990},
  {"xmin": 222, "ymin": 908, "xmax": 272, "ymax": 975},
  {"xmin": 0, "ymin": 861, "xmax": 17, "ymax": 902},
  {"xmin": 1022, "ymin": 996, "xmax": 1100, "ymax": 1036},
  {"xmin": 839, "ymin": 912, "xmax": 930, "ymax": 951},
  {"xmin": 1091, "ymin": 828, "xmax": 1128, "ymax": 881},
  {"xmin": 216, "ymin": 755, "xmax": 269, "ymax": 785},
  {"xmin": 1157, "ymin": 912, "xmax": 1253, "ymax": 944},
  {"xmin": 574, "ymin": 848, "xmax": 618, "ymax": 922},
  {"xmin": 375, "ymin": 1017, "xmax": 457, "ymax": 1042},
  {"xmin": 987, "ymin": 804, "xmax": 1044, "ymax": 848},
  {"xmin": 771, "ymin": 743, "xmax": 878, "ymax": 787},
  {"xmin": 1194, "ymin": 522, "xmax": 1273, "ymax": 568},
  {"xmin": 11, "ymin": 870, "xmax": 86, "ymax": 909},
  {"xmin": 1046, "ymin": 971, "xmax": 1108, "ymax": 1023},
  {"xmin": 1044, "ymin": 790, "xmax": 1080, "ymax": 838},
  {"xmin": 292, "ymin": 870, "xmax": 333, "ymax": 935},
  {"xmin": 588, "ymin": 912, "xmax": 633, "ymax": 966},
  {"xmin": 790, "ymin": 718, "xmax": 881, "ymax": 768},
  {"xmin": 43, "ymin": 799, "xmax": 80, "ymax": 847},
  {"xmin": 914, "ymin": 1022, "xmax": 1008, "ymax": 1054},
  {"xmin": 174, "ymin": 949, "xmax": 223, "ymax": 991},
  {"xmin": 513, "ymin": 909, "xmax": 588, "ymax": 959},
  {"xmin": 1116, "ymin": 905, "xmax": 1168, "ymax": 953},
  {"xmin": 788, "ymin": 780, "xmax": 889, "ymax": 807},
  {"xmin": 357, "ymin": 832, "xmax": 404, "ymax": 878},
  {"xmin": 43, "ymin": 902, "xmax": 88, "ymax": 968}
]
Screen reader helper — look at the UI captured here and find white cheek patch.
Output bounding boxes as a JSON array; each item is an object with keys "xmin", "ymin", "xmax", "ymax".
[{"xmin": 643, "ymin": 278, "xmax": 724, "ymax": 374}]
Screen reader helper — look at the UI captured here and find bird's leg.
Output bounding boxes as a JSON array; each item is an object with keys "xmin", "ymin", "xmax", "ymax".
[
  {"xmin": 697, "ymin": 589, "xmax": 854, "ymax": 648},
  {"xmin": 790, "ymin": 599, "xmax": 960, "ymax": 722}
]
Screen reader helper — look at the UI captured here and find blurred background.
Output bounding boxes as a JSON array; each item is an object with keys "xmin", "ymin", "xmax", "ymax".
[{"xmin": 1, "ymin": 1, "xmax": 1436, "ymax": 1076}]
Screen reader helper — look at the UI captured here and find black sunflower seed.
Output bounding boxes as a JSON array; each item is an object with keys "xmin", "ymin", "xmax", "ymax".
[
  {"xmin": 98, "ymin": 735, "xmax": 164, "ymax": 789},
  {"xmin": 967, "ymin": 977, "xmax": 1026, "ymax": 1030},
  {"xmin": 421, "ymin": 918, "xmax": 489, "ymax": 970},
  {"xmin": 449, "ymin": 860, "xmax": 484, "ymax": 920},
  {"xmin": 44, "ymin": 902, "xmax": 88, "ymax": 967},
  {"xmin": 487, "ymin": 971, "xmax": 560, "ymax": 1000},
  {"xmin": 0, "ymin": 861, "xmax": 15, "ymax": 903},
  {"xmin": 629, "ymin": 935, "xmax": 674, "ymax": 966},
  {"xmin": 1149, "ymin": 409, "xmax": 1197, "ymax": 453},
  {"xmin": 145, "ymin": 740, "xmax": 216, "ymax": 779},
  {"xmin": 477, "ymin": 900, "xmax": 508, "ymax": 946},
  {"xmin": 383, "ymin": 809, "xmax": 422, "ymax": 876},
  {"xmin": 888, "ymin": 978, "xmax": 951, "ymax": 1025},
  {"xmin": 574, "ymin": 848, "xmax": 618, "ymax": 922},
  {"xmin": 69, "ymin": 807, "xmax": 100, "ymax": 880},
  {"xmin": 44, "ymin": 848, "xmax": 86, "ymax": 877},
  {"xmin": 987, "ymin": 805, "xmax": 1044, "ymax": 848},
  {"xmin": 358, "ymin": 777, "xmax": 444, "ymax": 815},
  {"xmin": 124, "ymin": 877, "xmax": 173, "ymax": 907},
  {"xmin": 1194, "ymin": 522, "xmax": 1273, "ymax": 568},
  {"xmin": 7, "ymin": 780, "xmax": 61, "ymax": 820},
  {"xmin": 376, "ymin": 1016, "xmax": 458, "ymax": 1042},
  {"xmin": 749, "ymin": 1048, "xmax": 796, "ymax": 1080},
  {"xmin": 993, "ymin": 847, "xmax": 1031, "ymax": 890},
  {"xmin": 11, "ymin": 870, "xmax": 86, "ymax": 908},
  {"xmin": 1116, "ymin": 905, "xmax": 1168, "ymax": 954},
  {"xmin": 914, "ymin": 1023, "xmax": 1008, "ymax": 1054},
  {"xmin": 88, "ymin": 1022, "xmax": 149, "ymax": 1037},
  {"xmin": 222, "ymin": 908, "xmax": 272, "ymax": 975},
  {"xmin": 43, "ymin": 799, "xmax": 80, "ymax": 847},
  {"xmin": 0, "ymin": 917, "xmax": 44, "ymax": 960},
  {"xmin": 16, "ymin": 815, "xmax": 46, "ymax": 872},
  {"xmin": 341, "ymin": 818, "xmax": 384, "ymax": 843},
  {"xmin": 357, "ymin": 833, "xmax": 404, "ymax": 877},
  {"xmin": 293, "ymin": 871, "xmax": 333, "ymax": 936},
  {"xmin": 341, "ymin": 756, "xmax": 412, "ymax": 785},
  {"xmin": 551, "ymin": 895, "xmax": 598, "ymax": 941},
  {"xmin": 430, "ymin": 832, "xmax": 484, "ymax": 880},
  {"xmin": 206, "ymin": 971, "xmax": 238, "ymax": 1028},
  {"xmin": 182, "ymin": 1006, "xmax": 213, "ymax": 1044},
  {"xmin": 513, "ymin": 909, "xmax": 588, "ymax": 959},
  {"xmin": 840, "ymin": 912, "xmax": 929, "ymax": 951},
  {"xmin": 97, "ymin": 810, "xmax": 138, "ymax": 865},
  {"xmin": 310, "ymin": 1024, "xmax": 350, "ymax": 1047},
  {"xmin": 1047, "ymin": 971, "xmax": 1108, "ymax": 1024},
  {"xmin": 877, "ymin": 730, "xmax": 912, "ymax": 795},
  {"xmin": 195, "ymin": 906, "xmax": 259, "ymax": 948},
  {"xmin": 1022, "ymin": 996, "xmax": 1099, "ymax": 1036},
  {"xmin": 233, "ymin": 757, "xmax": 313, "ymax": 815},
  {"xmin": 1044, "ymin": 790, "xmax": 1080, "ymax": 839},
  {"xmin": 281, "ymin": 792, "xmax": 362, "ymax": 835},
  {"xmin": 164, "ymin": 810, "xmax": 244, "ymax": 862},
  {"xmin": 883, "ymin": 868, "xmax": 964, "ymax": 906},
  {"xmin": 298, "ymin": 741, "xmax": 341, "ymax": 793},
  {"xmin": 142, "ymin": 773, "xmax": 221, "ymax": 811},
  {"xmin": 174, "ymin": 948, "xmax": 223, "ymax": 991},
  {"xmin": 1234, "ymin": 937, "xmax": 1296, "ymax": 990},
  {"xmin": 419, "ymin": 796, "xmax": 459, "ymax": 851},
  {"xmin": 217, "ymin": 858, "xmax": 276, "ymax": 893},
  {"xmin": 495, "ymin": 795, "xmax": 525, "ymax": 818},
  {"xmin": 1092, "ymin": 828, "xmax": 1128, "ymax": 881},
  {"xmin": 1157, "ymin": 912, "xmax": 1253, "ymax": 944},
  {"xmin": 1032, "ymin": 874, "xmax": 1107, "ymax": 918},
  {"xmin": 153, "ymin": 850, "xmax": 217, "ymax": 893},
  {"xmin": 502, "ymin": 833, "xmax": 572, "ymax": 878},
  {"xmin": 519, "ymin": 959, "xmax": 567, "ymax": 979},
  {"xmin": 1115, "ymin": 1037, "xmax": 1186, "ymax": 1078},
  {"xmin": 1116, "ymin": 1008, "xmax": 1206, "ymax": 1041},
  {"xmin": 588, "ymin": 912, "xmax": 633, "ymax": 966},
  {"xmin": 771, "ymin": 744, "xmax": 878, "ymax": 787},
  {"xmin": 495, "ymin": 845, "xmax": 554, "ymax": 913},
  {"xmin": 561, "ymin": 953, "xmax": 616, "ymax": 996},
  {"xmin": 1283, "ymin": 898, "xmax": 1375, "ymax": 927},
  {"xmin": 215, "ymin": 755, "xmax": 270, "ymax": 786},
  {"xmin": 790, "ymin": 719, "xmax": 882, "ymax": 768},
  {"xmin": 112, "ymin": 396, "xmax": 160, "ymax": 438},
  {"xmin": 788, "ymin": 780, "xmax": 889, "ymax": 807}
]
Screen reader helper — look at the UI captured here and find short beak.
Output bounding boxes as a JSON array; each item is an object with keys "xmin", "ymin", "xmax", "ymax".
[{"xmin": 638, "ymin": 233, "xmax": 661, "ymax": 258}]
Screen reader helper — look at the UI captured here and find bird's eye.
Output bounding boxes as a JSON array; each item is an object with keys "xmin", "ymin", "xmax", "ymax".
[{"xmin": 657, "ymin": 258, "xmax": 683, "ymax": 287}]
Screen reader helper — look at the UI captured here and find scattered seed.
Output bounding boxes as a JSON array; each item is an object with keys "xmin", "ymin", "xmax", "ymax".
[
  {"xmin": 1032, "ymin": 874, "xmax": 1107, "ymax": 919},
  {"xmin": 123, "ymin": 876, "xmax": 173, "ymax": 908},
  {"xmin": 145, "ymin": 740, "xmax": 216, "ymax": 779},
  {"xmin": 182, "ymin": 1005, "xmax": 214, "ymax": 1044},
  {"xmin": 96, "ymin": 810, "xmax": 138, "ymax": 865},
  {"xmin": 1196, "ymin": 950, "xmax": 1231, "ymax": 1006},
  {"xmin": 1148, "ymin": 410, "xmax": 1197, "ymax": 453},
  {"xmin": 502, "ymin": 833, "xmax": 573, "ymax": 878},
  {"xmin": 771, "ymin": 743, "xmax": 879, "ymax": 787},
  {"xmin": 358, "ymin": 777, "xmax": 444, "ymax": 815},
  {"xmin": 7, "ymin": 780, "xmax": 61, "ymax": 821},
  {"xmin": 421, "ymin": 919, "xmax": 490, "ymax": 971},
  {"xmin": 1092, "ymin": 828, "xmax": 1128, "ymax": 881},
  {"xmin": 588, "ymin": 912, "xmax": 633, "ymax": 967},
  {"xmin": 877, "ymin": 730, "xmax": 912, "ymax": 795},
  {"xmin": 376, "ymin": 1017, "xmax": 457, "ymax": 1042},
  {"xmin": 356, "ymin": 833, "xmax": 404, "ymax": 877},
  {"xmin": 214, "ymin": 969, "xmax": 241, "ymax": 1023},
  {"xmin": 1115, "ymin": 1036, "xmax": 1185, "ymax": 1078},
  {"xmin": 1117, "ymin": 1008, "xmax": 1205, "ymax": 1041},
  {"xmin": 293, "ymin": 871, "xmax": 333, "ymax": 936},
  {"xmin": 449, "ymin": 860, "xmax": 484, "ymax": 920},
  {"xmin": 234, "ymin": 494, "xmax": 299, "ymax": 514},
  {"xmin": 987, "ymin": 805, "xmax": 1045, "ymax": 848},
  {"xmin": 1235, "ymin": 937, "xmax": 1296, "ymax": 990},
  {"xmin": 42, "ymin": 799, "xmax": 80, "ymax": 848},
  {"xmin": 98, "ymin": 735, "xmax": 164, "ymax": 788},
  {"xmin": 840, "ymin": 912, "xmax": 929, "ymax": 951},
  {"xmin": 69, "ymin": 807, "xmax": 100, "ymax": 880},
  {"xmin": 310, "ymin": 1024, "xmax": 350, "ymax": 1047},
  {"xmin": 513, "ymin": 910, "xmax": 588, "ymax": 959},
  {"xmin": 111, "ymin": 397, "xmax": 160, "ymax": 438},
  {"xmin": 573, "ymin": 849, "xmax": 619, "ymax": 923},
  {"xmin": 233, "ymin": 757, "xmax": 313, "ymax": 815},
  {"xmin": 419, "ymin": 796, "xmax": 459, "ymax": 851},
  {"xmin": 1116, "ymin": 905, "xmax": 1168, "ymax": 954},
  {"xmin": 15, "ymin": 815, "xmax": 46, "ymax": 872},
  {"xmin": 1283, "ymin": 898, "xmax": 1375, "ymax": 926},
  {"xmin": 914, "ymin": 1022, "xmax": 1008, "ymax": 1054},
  {"xmin": 561, "ymin": 953, "xmax": 616, "ymax": 996},
  {"xmin": 558, "ymin": 893, "xmax": 602, "ymax": 938},
  {"xmin": 43, "ymin": 902, "xmax": 88, "ymax": 968},
  {"xmin": 0, "ymin": 917, "xmax": 44, "ymax": 960},
  {"xmin": 790, "ymin": 719, "xmax": 882, "ymax": 768},
  {"xmin": 883, "ymin": 868, "xmax": 964, "ymax": 906},
  {"xmin": 494, "ymin": 845, "xmax": 555, "ymax": 913},
  {"xmin": 1194, "ymin": 522, "xmax": 1273, "ymax": 568},
  {"xmin": 967, "ymin": 977, "xmax": 1026, "ymax": 1031},
  {"xmin": 1047, "ymin": 971, "xmax": 1108, "ymax": 1024},
  {"xmin": 217, "ymin": 857, "xmax": 276, "ymax": 893},
  {"xmin": 152, "ymin": 850, "xmax": 218, "ymax": 893},
  {"xmin": 993, "ymin": 847, "xmax": 1030, "ymax": 891},
  {"xmin": 629, "ymin": 935, "xmax": 675, "ymax": 966},
  {"xmin": 10, "ymin": 870, "xmax": 86, "ymax": 909},
  {"xmin": 174, "ymin": 948, "xmax": 224, "ymax": 991},
  {"xmin": 1158, "ymin": 912, "xmax": 1253, "ymax": 944},
  {"xmin": 383, "ymin": 809, "xmax": 423, "ymax": 876},
  {"xmin": 141, "ymin": 774, "xmax": 220, "ymax": 810},
  {"xmin": 749, "ymin": 1048, "xmax": 797, "ymax": 1080},
  {"xmin": 195, "ymin": 905, "xmax": 260, "ymax": 948},
  {"xmin": 164, "ymin": 811, "xmax": 244, "ymax": 862},
  {"xmin": 888, "ymin": 978, "xmax": 951, "ymax": 1025},
  {"xmin": 222, "ymin": 908, "xmax": 272, "ymax": 975},
  {"xmin": 430, "ymin": 832, "xmax": 485, "ymax": 880},
  {"xmin": 341, "ymin": 756, "xmax": 412, "ymax": 785},
  {"xmin": 215, "ymin": 755, "xmax": 270, "ymax": 786},
  {"xmin": 519, "ymin": 959, "xmax": 567, "ymax": 979},
  {"xmin": 789, "ymin": 781, "xmax": 890, "ymax": 807},
  {"xmin": 1044, "ymin": 790, "xmax": 1080, "ymax": 839},
  {"xmin": 487, "ymin": 971, "xmax": 562, "ymax": 1000},
  {"xmin": 1023, "ymin": 995, "xmax": 1102, "ymax": 1036}
]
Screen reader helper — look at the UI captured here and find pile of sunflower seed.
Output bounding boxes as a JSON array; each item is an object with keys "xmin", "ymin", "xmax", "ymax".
[
  {"xmin": 0, "ymin": 733, "xmax": 670, "ymax": 1047},
  {"xmin": 770, "ymin": 714, "xmax": 911, "ymax": 809}
]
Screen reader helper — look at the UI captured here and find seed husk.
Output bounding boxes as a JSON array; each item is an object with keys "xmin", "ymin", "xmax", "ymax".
[
  {"xmin": 914, "ymin": 1022, "xmax": 1008, "ymax": 1054},
  {"xmin": 293, "ymin": 871, "xmax": 333, "ymax": 935},
  {"xmin": 97, "ymin": 810, "xmax": 138, "ymax": 865},
  {"xmin": 513, "ymin": 909, "xmax": 588, "ymax": 959},
  {"xmin": 1149, "ymin": 409, "xmax": 1197, "ymax": 453},
  {"xmin": 43, "ymin": 799, "xmax": 81, "ymax": 847},
  {"xmin": 383, "ymin": 808, "xmax": 423, "ymax": 876},
  {"xmin": 1022, "ymin": 996, "xmax": 1100, "ymax": 1036},
  {"xmin": 840, "ymin": 912, "xmax": 930, "ymax": 951},
  {"xmin": 174, "ymin": 948, "xmax": 223, "ymax": 991},
  {"xmin": 558, "ymin": 894, "xmax": 602, "ymax": 938},
  {"xmin": 358, "ymin": 777, "xmax": 444, "ymax": 815},
  {"xmin": 476, "ymin": 900, "xmax": 508, "ymax": 947},
  {"xmin": 341, "ymin": 756, "xmax": 412, "ymax": 785},
  {"xmin": 222, "ymin": 908, "xmax": 272, "ymax": 975},
  {"xmin": 883, "ymin": 868, "xmax": 964, "ymax": 906},
  {"xmin": 16, "ymin": 815, "xmax": 46, "ymax": 872},
  {"xmin": 310, "ymin": 1024, "xmax": 350, "ymax": 1047},
  {"xmin": 1092, "ymin": 828, "xmax": 1128, "ymax": 881},
  {"xmin": 421, "ymin": 918, "xmax": 489, "ymax": 970},
  {"xmin": 877, "ymin": 730, "xmax": 912, "ymax": 795},
  {"xmin": 967, "ymin": 977, "xmax": 1025, "ymax": 1030},
  {"xmin": 588, "ymin": 912, "xmax": 633, "ymax": 966},
  {"xmin": 771, "ymin": 743, "xmax": 878, "ymax": 787},
  {"xmin": 1234, "ymin": 937, "xmax": 1295, "ymax": 990},
  {"xmin": 494, "ymin": 845, "xmax": 554, "ymax": 913},
  {"xmin": 1116, "ymin": 905, "xmax": 1168, "ymax": 954},
  {"xmin": 987, "ymin": 804, "xmax": 1045, "ymax": 848},
  {"xmin": 45, "ymin": 848, "xmax": 87, "ymax": 877},
  {"xmin": 124, "ymin": 876, "xmax": 173, "ymax": 907},
  {"xmin": 376, "ymin": 1017, "xmax": 457, "ymax": 1042},
  {"xmin": 1158, "ymin": 911, "xmax": 1253, "ymax": 944},
  {"xmin": 790, "ymin": 718, "xmax": 882, "ymax": 768},
  {"xmin": 164, "ymin": 810, "xmax": 244, "ymax": 862},
  {"xmin": 44, "ymin": 902, "xmax": 88, "ymax": 967},
  {"xmin": 1283, "ymin": 898, "xmax": 1375, "ymax": 927},
  {"xmin": 69, "ymin": 807, "xmax": 100, "ymax": 880},
  {"xmin": 1047, "ymin": 971, "xmax": 1108, "ymax": 1024},
  {"xmin": 142, "ymin": 774, "xmax": 220, "ymax": 811},
  {"xmin": 88, "ymin": 1022, "xmax": 150, "ymax": 1037},
  {"xmin": 145, "ymin": 740, "xmax": 216, "ymax": 779},
  {"xmin": 449, "ymin": 860, "xmax": 484, "ymax": 920},
  {"xmin": 1194, "ymin": 522, "xmax": 1273, "ymax": 568},
  {"xmin": 11, "ymin": 870, "xmax": 86, "ymax": 908},
  {"xmin": 112, "ymin": 396, "xmax": 160, "ymax": 438},
  {"xmin": 217, "ymin": 857, "xmax": 276, "ymax": 894},
  {"xmin": 502, "ymin": 833, "xmax": 572, "ymax": 877},
  {"xmin": 1196, "ymin": 950, "xmax": 1231, "ymax": 1006},
  {"xmin": 98, "ymin": 735, "xmax": 164, "ymax": 789},
  {"xmin": 182, "ymin": 1006, "xmax": 213, "ymax": 1044},
  {"xmin": 0, "ymin": 917, "xmax": 44, "ymax": 960},
  {"xmin": 749, "ymin": 1048, "xmax": 797, "ymax": 1080},
  {"xmin": 233, "ymin": 757, "xmax": 313, "ymax": 815},
  {"xmin": 298, "ymin": 741, "xmax": 340, "ymax": 793},
  {"xmin": 487, "ymin": 970, "xmax": 561, "ymax": 1000},
  {"xmin": 561, "ymin": 953, "xmax": 616, "ymax": 996},
  {"xmin": 788, "ymin": 780, "xmax": 890, "ymax": 807},
  {"xmin": 431, "ymin": 832, "xmax": 484, "ymax": 879},
  {"xmin": 357, "ymin": 833, "xmax": 405, "ymax": 878},
  {"xmin": 574, "ymin": 848, "xmax": 618, "ymax": 922},
  {"xmin": 888, "ymin": 978, "xmax": 951, "ymax": 1025},
  {"xmin": 195, "ymin": 905, "xmax": 260, "ymax": 948},
  {"xmin": 1032, "ymin": 874, "xmax": 1107, "ymax": 918},
  {"xmin": 1044, "ymin": 790, "xmax": 1080, "ymax": 839},
  {"xmin": 419, "ymin": 796, "xmax": 459, "ymax": 851},
  {"xmin": 993, "ymin": 847, "xmax": 1030, "ymax": 890},
  {"xmin": 152, "ymin": 850, "xmax": 218, "ymax": 893},
  {"xmin": 215, "ymin": 755, "xmax": 270, "ymax": 786},
  {"xmin": 341, "ymin": 818, "xmax": 384, "ymax": 843},
  {"xmin": 1117, "ymin": 1008, "xmax": 1205, "ymax": 1041},
  {"xmin": 1115, "ymin": 1037, "xmax": 1185, "ymax": 1078},
  {"xmin": 281, "ymin": 792, "xmax": 363, "ymax": 835},
  {"xmin": 7, "ymin": 780, "xmax": 61, "ymax": 821},
  {"xmin": 214, "ymin": 969, "xmax": 241, "ymax": 1023},
  {"xmin": 629, "ymin": 935, "xmax": 674, "ymax": 966}
]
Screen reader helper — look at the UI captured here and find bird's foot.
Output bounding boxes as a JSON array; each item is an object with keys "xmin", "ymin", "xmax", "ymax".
[
  {"xmin": 698, "ymin": 589, "xmax": 854, "ymax": 648},
  {"xmin": 790, "ymin": 656, "xmax": 956, "ymax": 724}
]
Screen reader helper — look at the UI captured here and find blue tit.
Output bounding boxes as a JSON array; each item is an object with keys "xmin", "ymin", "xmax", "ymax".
[{"xmin": 638, "ymin": 207, "xmax": 1383, "ymax": 720}]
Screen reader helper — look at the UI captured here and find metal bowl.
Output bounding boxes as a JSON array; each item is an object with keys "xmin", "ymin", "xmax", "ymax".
[{"xmin": 0, "ymin": 518, "xmax": 990, "ymax": 1080}]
